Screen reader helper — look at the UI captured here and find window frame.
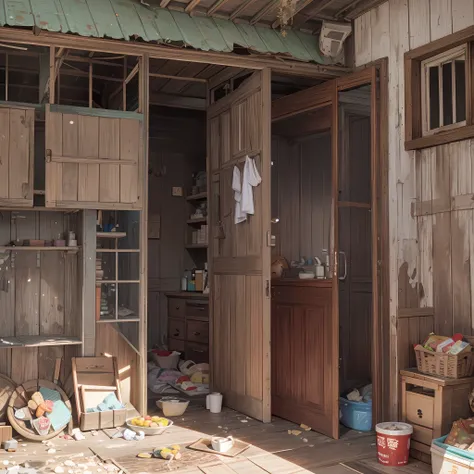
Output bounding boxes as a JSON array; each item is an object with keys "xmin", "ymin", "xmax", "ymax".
[
  {"xmin": 405, "ymin": 26, "xmax": 474, "ymax": 151},
  {"xmin": 421, "ymin": 45, "xmax": 467, "ymax": 136}
]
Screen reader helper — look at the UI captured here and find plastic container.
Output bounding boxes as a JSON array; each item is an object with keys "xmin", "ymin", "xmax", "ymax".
[
  {"xmin": 152, "ymin": 350, "xmax": 181, "ymax": 369},
  {"xmin": 208, "ymin": 392, "xmax": 223, "ymax": 413},
  {"xmin": 156, "ymin": 397, "xmax": 189, "ymax": 417},
  {"xmin": 432, "ymin": 436, "xmax": 474, "ymax": 474},
  {"xmin": 375, "ymin": 422, "xmax": 413, "ymax": 466},
  {"xmin": 339, "ymin": 397, "xmax": 372, "ymax": 432}
]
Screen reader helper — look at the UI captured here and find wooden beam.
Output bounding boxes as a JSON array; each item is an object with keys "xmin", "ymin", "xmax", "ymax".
[
  {"xmin": 272, "ymin": 0, "xmax": 316, "ymax": 28},
  {"xmin": 149, "ymin": 72, "xmax": 207, "ymax": 83},
  {"xmin": 208, "ymin": 67, "xmax": 245, "ymax": 89},
  {"xmin": 125, "ymin": 62, "xmax": 139, "ymax": 85},
  {"xmin": 292, "ymin": 0, "xmax": 340, "ymax": 28},
  {"xmin": 207, "ymin": 0, "xmax": 232, "ymax": 16},
  {"xmin": 185, "ymin": 0, "xmax": 201, "ymax": 13},
  {"xmin": 0, "ymin": 28, "xmax": 348, "ymax": 78},
  {"xmin": 230, "ymin": 0, "xmax": 258, "ymax": 21},
  {"xmin": 160, "ymin": 0, "xmax": 172, "ymax": 7},
  {"xmin": 250, "ymin": 0, "xmax": 279, "ymax": 25},
  {"xmin": 149, "ymin": 92, "xmax": 206, "ymax": 110},
  {"xmin": 335, "ymin": 0, "xmax": 365, "ymax": 19}
]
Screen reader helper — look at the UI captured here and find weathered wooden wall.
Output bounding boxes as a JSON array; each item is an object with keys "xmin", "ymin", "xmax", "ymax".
[
  {"xmin": 0, "ymin": 211, "xmax": 81, "ymax": 385},
  {"xmin": 147, "ymin": 107, "xmax": 206, "ymax": 348},
  {"xmin": 354, "ymin": 0, "xmax": 474, "ymax": 417},
  {"xmin": 271, "ymin": 131, "xmax": 332, "ymax": 264}
]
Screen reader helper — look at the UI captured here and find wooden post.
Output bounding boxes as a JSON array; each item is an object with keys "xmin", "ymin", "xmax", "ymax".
[
  {"xmin": 82, "ymin": 210, "xmax": 96, "ymax": 356},
  {"xmin": 138, "ymin": 54, "xmax": 149, "ymax": 416},
  {"xmin": 123, "ymin": 57, "xmax": 127, "ymax": 112},
  {"xmin": 89, "ymin": 63, "xmax": 93, "ymax": 108},
  {"xmin": 49, "ymin": 46, "xmax": 55, "ymax": 104},
  {"xmin": 5, "ymin": 53, "xmax": 8, "ymax": 101}
]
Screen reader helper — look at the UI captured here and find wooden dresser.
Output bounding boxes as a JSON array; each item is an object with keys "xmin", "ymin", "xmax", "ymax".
[
  {"xmin": 166, "ymin": 292, "xmax": 209, "ymax": 363},
  {"xmin": 271, "ymin": 279, "xmax": 333, "ymax": 437}
]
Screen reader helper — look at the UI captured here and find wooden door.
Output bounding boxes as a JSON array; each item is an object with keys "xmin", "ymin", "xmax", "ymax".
[
  {"xmin": 208, "ymin": 70, "xmax": 272, "ymax": 422},
  {"xmin": 45, "ymin": 105, "xmax": 143, "ymax": 210},
  {"xmin": 271, "ymin": 281, "xmax": 334, "ymax": 436},
  {"xmin": 0, "ymin": 106, "xmax": 35, "ymax": 207}
]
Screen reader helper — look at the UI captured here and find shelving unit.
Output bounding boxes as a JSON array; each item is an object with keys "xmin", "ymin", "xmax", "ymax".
[
  {"xmin": 0, "ymin": 246, "xmax": 80, "ymax": 253},
  {"xmin": 96, "ymin": 224, "xmax": 140, "ymax": 324},
  {"xmin": 0, "ymin": 335, "xmax": 82, "ymax": 348}
]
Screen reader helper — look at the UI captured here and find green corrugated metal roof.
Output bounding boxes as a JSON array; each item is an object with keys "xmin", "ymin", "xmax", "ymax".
[{"xmin": 0, "ymin": 0, "xmax": 330, "ymax": 64}]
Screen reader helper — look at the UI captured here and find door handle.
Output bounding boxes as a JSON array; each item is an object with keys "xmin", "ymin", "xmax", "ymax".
[{"xmin": 339, "ymin": 251, "xmax": 347, "ymax": 281}]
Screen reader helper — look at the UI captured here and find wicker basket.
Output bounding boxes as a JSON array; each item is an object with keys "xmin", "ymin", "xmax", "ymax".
[{"xmin": 415, "ymin": 345, "xmax": 474, "ymax": 378}]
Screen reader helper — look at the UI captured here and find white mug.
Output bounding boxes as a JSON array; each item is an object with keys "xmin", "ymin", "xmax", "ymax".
[{"xmin": 211, "ymin": 436, "xmax": 234, "ymax": 453}]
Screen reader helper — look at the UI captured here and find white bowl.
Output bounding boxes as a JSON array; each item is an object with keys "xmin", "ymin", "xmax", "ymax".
[{"xmin": 156, "ymin": 398, "xmax": 189, "ymax": 417}]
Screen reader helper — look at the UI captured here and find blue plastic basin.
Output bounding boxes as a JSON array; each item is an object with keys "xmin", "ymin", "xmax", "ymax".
[{"xmin": 339, "ymin": 397, "xmax": 372, "ymax": 431}]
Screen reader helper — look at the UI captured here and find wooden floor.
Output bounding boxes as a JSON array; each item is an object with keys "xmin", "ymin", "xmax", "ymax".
[{"xmin": 1, "ymin": 402, "xmax": 431, "ymax": 474}]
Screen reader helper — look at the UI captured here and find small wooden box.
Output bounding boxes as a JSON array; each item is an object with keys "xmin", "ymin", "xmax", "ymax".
[
  {"xmin": 401, "ymin": 369, "xmax": 474, "ymax": 463},
  {"xmin": 72, "ymin": 357, "xmax": 125, "ymax": 431}
]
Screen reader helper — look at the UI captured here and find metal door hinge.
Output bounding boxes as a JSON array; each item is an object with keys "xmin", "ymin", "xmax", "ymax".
[{"xmin": 265, "ymin": 279, "xmax": 270, "ymax": 298}]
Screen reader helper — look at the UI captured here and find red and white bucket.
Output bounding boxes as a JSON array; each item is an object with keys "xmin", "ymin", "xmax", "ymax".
[{"xmin": 375, "ymin": 422, "xmax": 413, "ymax": 466}]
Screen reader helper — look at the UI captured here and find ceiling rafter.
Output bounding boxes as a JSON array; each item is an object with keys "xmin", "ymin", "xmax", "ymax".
[
  {"xmin": 185, "ymin": 0, "xmax": 202, "ymax": 13},
  {"xmin": 250, "ymin": 0, "xmax": 279, "ymax": 25},
  {"xmin": 160, "ymin": 0, "xmax": 172, "ymax": 7},
  {"xmin": 207, "ymin": 0, "xmax": 233, "ymax": 16},
  {"xmin": 335, "ymin": 0, "xmax": 365, "ymax": 19},
  {"xmin": 293, "ymin": 0, "xmax": 341, "ymax": 28},
  {"xmin": 272, "ymin": 0, "xmax": 316, "ymax": 28},
  {"xmin": 230, "ymin": 0, "xmax": 259, "ymax": 21}
]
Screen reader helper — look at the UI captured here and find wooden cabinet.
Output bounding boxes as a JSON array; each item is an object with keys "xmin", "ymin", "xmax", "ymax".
[
  {"xmin": 45, "ymin": 105, "xmax": 143, "ymax": 210},
  {"xmin": 0, "ymin": 106, "xmax": 35, "ymax": 207},
  {"xmin": 271, "ymin": 279, "xmax": 334, "ymax": 437},
  {"xmin": 167, "ymin": 293, "xmax": 209, "ymax": 363},
  {"xmin": 401, "ymin": 369, "xmax": 474, "ymax": 463}
]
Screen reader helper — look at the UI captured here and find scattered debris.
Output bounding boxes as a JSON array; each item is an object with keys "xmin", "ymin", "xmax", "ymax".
[
  {"xmin": 288, "ymin": 429, "xmax": 302, "ymax": 436},
  {"xmin": 240, "ymin": 419, "xmax": 248, "ymax": 423},
  {"xmin": 71, "ymin": 428, "xmax": 85, "ymax": 441},
  {"xmin": 46, "ymin": 448, "xmax": 56, "ymax": 454},
  {"xmin": 300, "ymin": 424, "xmax": 311, "ymax": 431},
  {"xmin": 64, "ymin": 461, "xmax": 75, "ymax": 468},
  {"xmin": 91, "ymin": 430, "xmax": 98, "ymax": 437},
  {"xmin": 54, "ymin": 467, "xmax": 64, "ymax": 474}
]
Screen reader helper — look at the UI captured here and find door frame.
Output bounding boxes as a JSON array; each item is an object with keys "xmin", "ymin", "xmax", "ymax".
[{"xmin": 271, "ymin": 59, "xmax": 389, "ymax": 432}]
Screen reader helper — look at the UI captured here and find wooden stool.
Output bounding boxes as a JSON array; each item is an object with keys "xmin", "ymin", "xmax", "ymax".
[{"xmin": 400, "ymin": 369, "xmax": 474, "ymax": 463}]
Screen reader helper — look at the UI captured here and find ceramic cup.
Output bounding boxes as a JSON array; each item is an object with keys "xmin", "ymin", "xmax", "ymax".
[{"xmin": 211, "ymin": 436, "xmax": 234, "ymax": 453}]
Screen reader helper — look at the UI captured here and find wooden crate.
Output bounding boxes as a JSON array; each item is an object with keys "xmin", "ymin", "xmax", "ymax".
[
  {"xmin": 72, "ymin": 357, "xmax": 125, "ymax": 431},
  {"xmin": 401, "ymin": 369, "xmax": 474, "ymax": 463}
]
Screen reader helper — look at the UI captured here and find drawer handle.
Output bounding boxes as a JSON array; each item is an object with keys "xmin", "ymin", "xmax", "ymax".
[
  {"xmin": 175, "ymin": 306, "xmax": 180, "ymax": 310},
  {"xmin": 417, "ymin": 409, "xmax": 423, "ymax": 419},
  {"xmin": 173, "ymin": 330, "xmax": 180, "ymax": 336},
  {"xmin": 193, "ymin": 349, "xmax": 205, "ymax": 353},
  {"xmin": 193, "ymin": 332, "xmax": 201, "ymax": 336}
]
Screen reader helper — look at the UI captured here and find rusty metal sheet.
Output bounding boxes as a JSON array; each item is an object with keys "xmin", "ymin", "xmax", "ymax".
[{"xmin": 0, "ymin": 0, "xmax": 328, "ymax": 64}]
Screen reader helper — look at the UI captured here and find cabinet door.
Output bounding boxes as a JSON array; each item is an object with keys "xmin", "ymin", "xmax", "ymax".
[
  {"xmin": 0, "ymin": 106, "xmax": 34, "ymax": 207},
  {"xmin": 45, "ymin": 105, "xmax": 143, "ymax": 209}
]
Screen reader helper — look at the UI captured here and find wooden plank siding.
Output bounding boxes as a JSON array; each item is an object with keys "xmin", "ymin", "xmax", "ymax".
[
  {"xmin": 354, "ymin": 0, "xmax": 474, "ymax": 418},
  {"xmin": 0, "ymin": 211, "xmax": 81, "ymax": 386}
]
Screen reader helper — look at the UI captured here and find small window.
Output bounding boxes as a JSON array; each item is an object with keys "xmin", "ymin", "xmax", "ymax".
[{"xmin": 421, "ymin": 45, "xmax": 467, "ymax": 136}]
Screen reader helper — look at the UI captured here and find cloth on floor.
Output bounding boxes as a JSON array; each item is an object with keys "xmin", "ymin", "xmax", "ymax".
[
  {"xmin": 232, "ymin": 156, "xmax": 262, "ymax": 224},
  {"xmin": 148, "ymin": 367, "xmax": 182, "ymax": 394},
  {"xmin": 86, "ymin": 393, "xmax": 124, "ymax": 413}
]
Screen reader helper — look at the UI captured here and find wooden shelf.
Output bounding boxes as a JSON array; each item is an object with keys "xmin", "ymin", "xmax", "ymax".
[
  {"xmin": 0, "ymin": 335, "xmax": 82, "ymax": 349},
  {"xmin": 96, "ymin": 232, "xmax": 127, "ymax": 239},
  {"xmin": 186, "ymin": 192, "xmax": 207, "ymax": 201},
  {"xmin": 187, "ymin": 218, "xmax": 207, "ymax": 225},
  {"xmin": 0, "ymin": 246, "xmax": 80, "ymax": 253},
  {"xmin": 186, "ymin": 244, "xmax": 208, "ymax": 249}
]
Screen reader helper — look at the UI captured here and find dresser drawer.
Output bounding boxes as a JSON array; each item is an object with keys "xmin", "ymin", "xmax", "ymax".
[
  {"xmin": 411, "ymin": 425, "xmax": 433, "ymax": 446},
  {"xmin": 169, "ymin": 298, "xmax": 185, "ymax": 319},
  {"xmin": 168, "ymin": 318, "xmax": 185, "ymax": 341},
  {"xmin": 187, "ymin": 320, "xmax": 209, "ymax": 344},
  {"xmin": 169, "ymin": 338, "xmax": 185, "ymax": 353},
  {"xmin": 186, "ymin": 301, "xmax": 209, "ymax": 320},
  {"xmin": 186, "ymin": 342, "xmax": 209, "ymax": 363},
  {"xmin": 406, "ymin": 392, "xmax": 434, "ymax": 429}
]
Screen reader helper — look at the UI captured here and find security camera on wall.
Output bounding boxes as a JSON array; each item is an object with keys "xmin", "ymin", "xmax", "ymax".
[{"xmin": 319, "ymin": 21, "xmax": 352, "ymax": 59}]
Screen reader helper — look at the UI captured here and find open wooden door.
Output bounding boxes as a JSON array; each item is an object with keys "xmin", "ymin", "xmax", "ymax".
[
  {"xmin": 208, "ymin": 70, "xmax": 272, "ymax": 422},
  {"xmin": 45, "ymin": 105, "xmax": 143, "ymax": 210}
]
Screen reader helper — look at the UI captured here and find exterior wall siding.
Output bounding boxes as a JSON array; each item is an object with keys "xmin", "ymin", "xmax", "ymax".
[{"xmin": 354, "ymin": 0, "xmax": 474, "ymax": 417}]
